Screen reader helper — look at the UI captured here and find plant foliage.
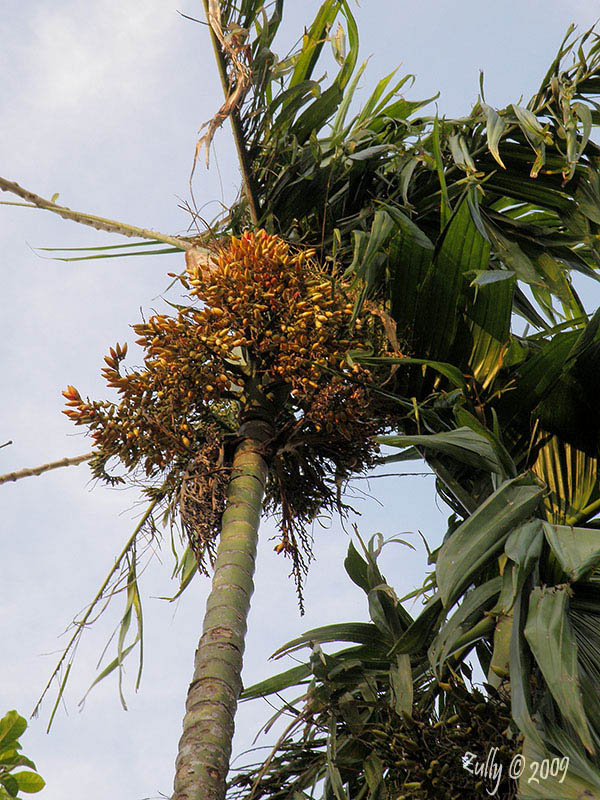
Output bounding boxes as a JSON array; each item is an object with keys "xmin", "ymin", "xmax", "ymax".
[
  {"xmin": 4, "ymin": 2, "xmax": 600, "ymax": 796},
  {"xmin": 230, "ymin": 536, "xmax": 519, "ymax": 800},
  {"xmin": 0, "ymin": 711, "xmax": 45, "ymax": 799}
]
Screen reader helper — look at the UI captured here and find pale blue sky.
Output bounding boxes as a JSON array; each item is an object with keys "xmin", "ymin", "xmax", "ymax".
[{"xmin": 2, "ymin": 2, "xmax": 599, "ymax": 799}]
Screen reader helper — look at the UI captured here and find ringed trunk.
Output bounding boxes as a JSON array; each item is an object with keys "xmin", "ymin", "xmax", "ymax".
[{"xmin": 173, "ymin": 420, "xmax": 271, "ymax": 800}]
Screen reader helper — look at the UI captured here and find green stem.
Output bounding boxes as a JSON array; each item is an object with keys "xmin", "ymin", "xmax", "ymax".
[
  {"xmin": 0, "ymin": 451, "xmax": 93, "ymax": 486},
  {"xmin": 172, "ymin": 421, "xmax": 271, "ymax": 800},
  {"xmin": 0, "ymin": 177, "xmax": 192, "ymax": 250}
]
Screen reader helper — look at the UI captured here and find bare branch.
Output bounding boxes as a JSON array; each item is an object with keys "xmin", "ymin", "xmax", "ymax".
[
  {"xmin": 348, "ymin": 472, "xmax": 435, "ymax": 479},
  {"xmin": 0, "ymin": 177, "xmax": 193, "ymax": 250},
  {"xmin": 0, "ymin": 452, "xmax": 93, "ymax": 486}
]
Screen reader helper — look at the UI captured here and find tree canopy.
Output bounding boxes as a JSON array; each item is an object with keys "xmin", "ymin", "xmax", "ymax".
[{"xmin": 3, "ymin": 1, "xmax": 600, "ymax": 799}]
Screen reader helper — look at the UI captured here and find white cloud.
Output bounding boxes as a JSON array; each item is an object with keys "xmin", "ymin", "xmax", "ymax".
[{"xmin": 18, "ymin": 0, "xmax": 178, "ymax": 113}]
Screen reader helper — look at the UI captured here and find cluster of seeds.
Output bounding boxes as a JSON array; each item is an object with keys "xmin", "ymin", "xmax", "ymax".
[
  {"xmin": 372, "ymin": 686, "xmax": 518, "ymax": 799},
  {"xmin": 63, "ymin": 230, "xmax": 396, "ymax": 592},
  {"xmin": 228, "ymin": 678, "xmax": 518, "ymax": 800},
  {"xmin": 182, "ymin": 229, "xmax": 369, "ymax": 401}
]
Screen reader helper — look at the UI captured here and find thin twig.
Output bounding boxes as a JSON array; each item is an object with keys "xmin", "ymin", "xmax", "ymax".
[
  {"xmin": 0, "ymin": 440, "xmax": 12, "ymax": 449},
  {"xmin": 32, "ymin": 496, "xmax": 159, "ymax": 724},
  {"xmin": 348, "ymin": 472, "xmax": 435, "ymax": 479},
  {"xmin": 0, "ymin": 177, "xmax": 194, "ymax": 250},
  {"xmin": 247, "ymin": 711, "xmax": 308, "ymax": 800},
  {"xmin": 0, "ymin": 452, "xmax": 94, "ymax": 486}
]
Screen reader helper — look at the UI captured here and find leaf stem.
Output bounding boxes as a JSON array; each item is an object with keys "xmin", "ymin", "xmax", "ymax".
[
  {"xmin": 0, "ymin": 177, "xmax": 193, "ymax": 250},
  {"xmin": 0, "ymin": 452, "xmax": 93, "ymax": 486}
]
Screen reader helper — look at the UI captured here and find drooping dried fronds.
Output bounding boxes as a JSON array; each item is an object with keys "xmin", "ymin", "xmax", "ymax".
[
  {"xmin": 178, "ymin": 433, "xmax": 229, "ymax": 571},
  {"xmin": 62, "ymin": 230, "xmax": 399, "ymax": 597},
  {"xmin": 191, "ymin": 0, "xmax": 253, "ymax": 174}
]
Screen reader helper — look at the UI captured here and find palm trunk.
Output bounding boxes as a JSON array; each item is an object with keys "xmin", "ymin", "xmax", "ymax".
[{"xmin": 173, "ymin": 420, "xmax": 271, "ymax": 800}]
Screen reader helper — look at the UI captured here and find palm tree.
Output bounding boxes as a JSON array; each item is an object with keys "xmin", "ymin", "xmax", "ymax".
[
  {"xmin": 58, "ymin": 228, "xmax": 396, "ymax": 800},
  {"xmin": 229, "ymin": 534, "xmax": 520, "ymax": 800},
  {"xmin": 197, "ymin": 4, "xmax": 600, "ymax": 798},
  {"xmin": 2, "ymin": 2, "xmax": 600, "ymax": 799}
]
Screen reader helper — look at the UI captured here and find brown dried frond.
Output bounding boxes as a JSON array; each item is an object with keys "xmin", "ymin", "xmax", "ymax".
[
  {"xmin": 191, "ymin": 0, "xmax": 252, "ymax": 174},
  {"xmin": 179, "ymin": 431, "xmax": 230, "ymax": 571}
]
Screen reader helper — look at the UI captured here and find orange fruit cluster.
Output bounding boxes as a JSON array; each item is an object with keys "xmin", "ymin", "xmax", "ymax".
[
  {"xmin": 62, "ymin": 230, "xmax": 395, "ymax": 583},
  {"xmin": 183, "ymin": 230, "xmax": 364, "ymax": 399}
]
